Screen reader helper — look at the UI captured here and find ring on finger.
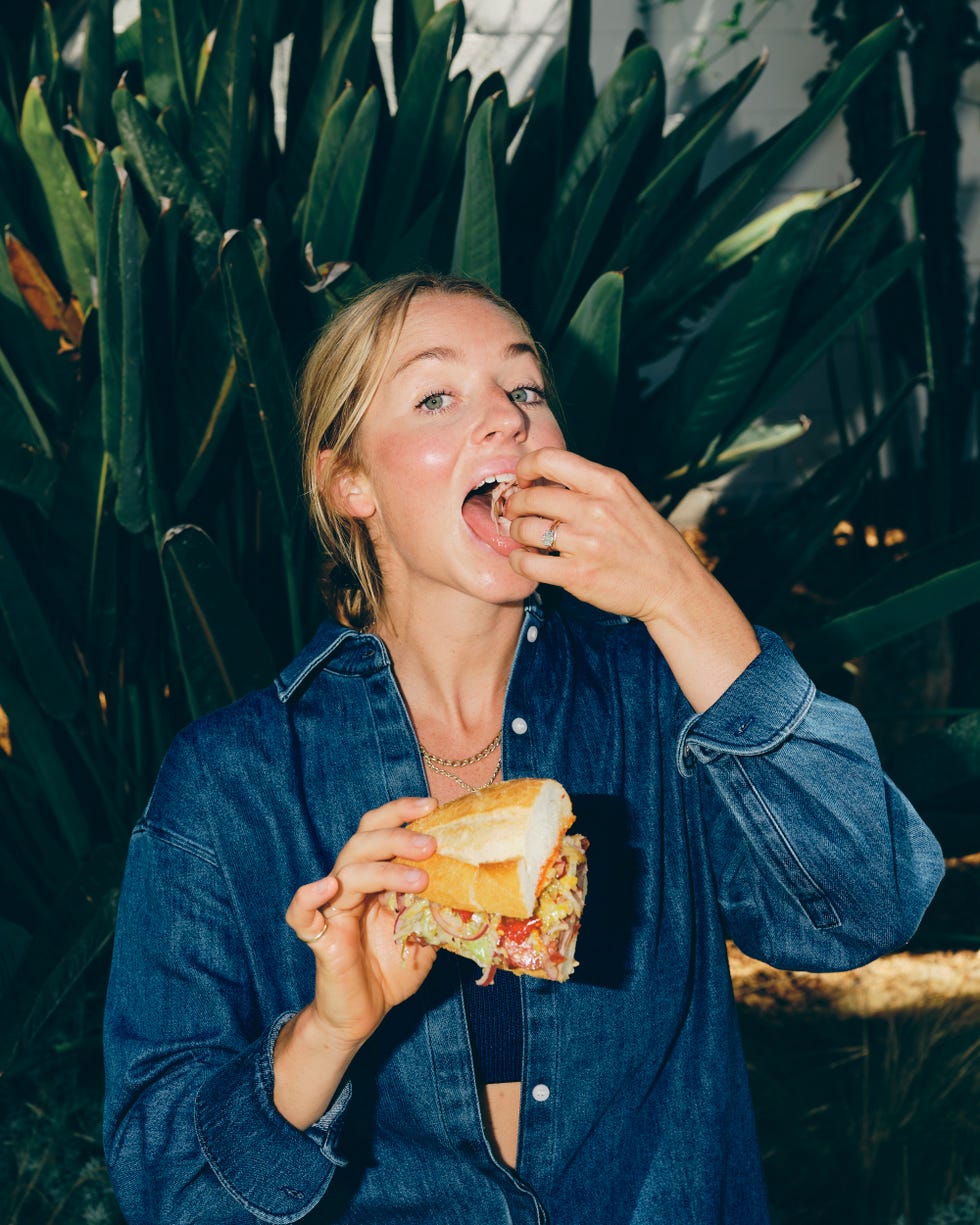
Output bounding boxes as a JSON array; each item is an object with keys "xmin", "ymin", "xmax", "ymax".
[
  {"xmin": 540, "ymin": 519, "xmax": 561, "ymax": 551},
  {"xmin": 296, "ymin": 913, "xmax": 329, "ymax": 944}
]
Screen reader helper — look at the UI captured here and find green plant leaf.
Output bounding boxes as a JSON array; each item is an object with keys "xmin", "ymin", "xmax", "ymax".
[
  {"xmin": 174, "ymin": 277, "xmax": 239, "ymax": 512},
  {"xmin": 673, "ymin": 416, "xmax": 811, "ymax": 483},
  {"xmin": 537, "ymin": 45, "xmax": 664, "ymax": 339},
  {"xmin": 610, "ymin": 52, "xmax": 767, "ymax": 272},
  {"xmin": 159, "ymin": 523, "xmax": 277, "ymax": 718},
  {"xmin": 219, "ymin": 229, "xmax": 298, "ymax": 533},
  {"xmin": 793, "ymin": 133, "xmax": 925, "ymax": 333},
  {"xmin": 19, "ymin": 78, "xmax": 97, "ymax": 312},
  {"xmin": 635, "ymin": 19, "xmax": 904, "ymax": 321},
  {"xmin": 551, "ymin": 271, "xmax": 624, "ymax": 461},
  {"xmin": 451, "ymin": 93, "xmax": 502, "ymax": 291},
  {"xmin": 93, "ymin": 149, "xmax": 122, "ymax": 471},
  {"xmin": 714, "ymin": 375, "xmax": 924, "ymax": 615},
  {"xmin": 29, "ymin": 3, "xmax": 61, "ymax": 110},
  {"xmin": 297, "ymin": 81, "xmax": 357, "ymax": 248},
  {"xmin": 112, "ymin": 81, "xmax": 223, "ymax": 283},
  {"xmin": 306, "ymin": 85, "xmax": 381, "ymax": 263},
  {"xmin": 0, "ymin": 523, "xmax": 81, "ymax": 722},
  {"xmin": 0, "ymin": 342, "xmax": 53, "ymax": 462},
  {"xmin": 887, "ymin": 711, "xmax": 980, "ymax": 809},
  {"xmin": 796, "ymin": 527, "xmax": 980, "ymax": 672},
  {"xmin": 187, "ymin": 0, "xmax": 253, "ymax": 227},
  {"xmin": 562, "ymin": 0, "xmax": 596, "ymax": 166},
  {"xmin": 392, "ymin": 0, "xmax": 435, "ymax": 98},
  {"xmin": 282, "ymin": 0, "xmax": 375, "ymax": 210},
  {"xmin": 78, "ymin": 0, "xmax": 115, "ymax": 143},
  {"xmin": 0, "ymin": 840, "xmax": 126, "ymax": 1072},
  {"xmin": 113, "ymin": 170, "xmax": 148, "ymax": 534},
  {"xmin": 48, "ymin": 384, "xmax": 118, "ymax": 652},
  {"xmin": 0, "ymin": 659, "xmax": 87, "ymax": 860},
  {"xmin": 655, "ymin": 208, "xmax": 819, "ymax": 475},
  {"xmin": 0, "ymin": 917, "xmax": 30, "ymax": 1001},
  {"xmin": 369, "ymin": 2, "xmax": 462, "ymax": 265},
  {"xmin": 752, "ymin": 240, "xmax": 923, "ymax": 416},
  {"xmin": 655, "ymin": 184, "xmax": 857, "ymax": 325},
  {"xmin": 140, "ymin": 0, "xmax": 207, "ymax": 119}
]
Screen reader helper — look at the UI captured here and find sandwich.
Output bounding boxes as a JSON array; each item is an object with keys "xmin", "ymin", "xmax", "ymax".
[{"xmin": 384, "ymin": 778, "xmax": 587, "ymax": 986}]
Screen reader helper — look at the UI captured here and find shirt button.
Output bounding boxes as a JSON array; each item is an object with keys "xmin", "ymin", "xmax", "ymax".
[
  {"xmin": 511, "ymin": 717, "xmax": 528, "ymax": 735},
  {"xmin": 526, "ymin": 626, "xmax": 539, "ymax": 643},
  {"xmin": 531, "ymin": 1084, "xmax": 550, "ymax": 1102}
]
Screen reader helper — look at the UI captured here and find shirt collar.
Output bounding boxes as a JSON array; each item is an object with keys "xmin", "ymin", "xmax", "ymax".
[{"xmin": 274, "ymin": 591, "xmax": 622, "ymax": 703}]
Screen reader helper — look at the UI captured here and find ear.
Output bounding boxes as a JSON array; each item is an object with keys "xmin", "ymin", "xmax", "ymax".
[{"xmin": 317, "ymin": 447, "xmax": 376, "ymax": 519}]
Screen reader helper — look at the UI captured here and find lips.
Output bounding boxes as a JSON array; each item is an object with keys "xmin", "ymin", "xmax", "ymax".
[{"xmin": 462, "ymin": 472, "xmax": 519, "ymax": 556}]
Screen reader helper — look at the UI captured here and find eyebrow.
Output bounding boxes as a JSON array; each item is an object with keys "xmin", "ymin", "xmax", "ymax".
[{"xmin": 391, "ymin": 341, "xmax": 538, "ymax": 379}]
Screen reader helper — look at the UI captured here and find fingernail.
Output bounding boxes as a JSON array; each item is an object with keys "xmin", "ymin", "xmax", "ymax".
[
  {"xmin": 411, "ymin": 833, "xmax": 434, "ymax": 848},
  {"xmin": 404, "ymin": 868, "xmax": 425, "ymax": 886},
  {"xmin": 410, "ymin": 796, "xmax": 436, "ymax": 809}
]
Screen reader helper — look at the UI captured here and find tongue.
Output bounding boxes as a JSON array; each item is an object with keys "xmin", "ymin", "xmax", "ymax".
[{"xmin": 463, "ymin": 492, "xmax": 519, "ymax": 556}]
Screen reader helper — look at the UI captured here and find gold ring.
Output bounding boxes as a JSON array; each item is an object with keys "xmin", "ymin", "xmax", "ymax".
[{"xmin": 296, "ymin": 915, "xmax": 329, "ymax": 944}]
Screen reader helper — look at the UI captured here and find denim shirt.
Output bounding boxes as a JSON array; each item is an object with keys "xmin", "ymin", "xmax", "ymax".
[{"xmin": 103, "ymin": 595, "xmax": 944, "ymax": 1224}]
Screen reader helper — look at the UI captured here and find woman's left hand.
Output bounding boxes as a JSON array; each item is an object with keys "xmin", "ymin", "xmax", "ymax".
[
  {"xmin": 503, "ymin": 448, "xmax": 761, "ymax": 711},
  {"xmin": 503, "ymin": 448, "xmax": 703, "ymax": 626}
]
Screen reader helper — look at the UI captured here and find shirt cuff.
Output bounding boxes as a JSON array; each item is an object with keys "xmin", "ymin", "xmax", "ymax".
[
  {"xmin": 194, "ymin": 1013, "xmax": 351, "ymax": 1223},
  {"xmin": 675, "ymin": 627, "xmax": 815, "ymax": 776}
]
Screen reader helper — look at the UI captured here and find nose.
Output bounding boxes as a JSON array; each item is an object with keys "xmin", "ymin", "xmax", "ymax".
[{"xmin": 475, "ymin": 387, "xmax": 529, "ymax": 444}]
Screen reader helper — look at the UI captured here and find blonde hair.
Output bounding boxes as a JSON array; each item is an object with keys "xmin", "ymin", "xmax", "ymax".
[{"xmin": 299, "ymin": 272, "xmax": 555, "ymax": 628}]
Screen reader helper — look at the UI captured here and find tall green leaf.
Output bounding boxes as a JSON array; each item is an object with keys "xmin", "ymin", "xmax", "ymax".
[
  {"xmin": 654, "ymin": 208, "xmax": 819, "ymax": 475},
  {"xmin": 78, "ymin": 0, "xmax": 115, "ymax": 142},
  {"xmin": 174, "ymin": 278, "xmax": 239, "ymax": 512},
  {"xmin": 611, "ymin": 52, "xmax": 767, "ymax": 272},
  {"xmin": 635, "ymin": 20, "xmax": 904, "ymax": 320},
  {"xmin": 451, "ymin": 94, "xmax": 502, "ymax": 291},
  {"xmin": 93, "ymin": 150, "xmax": 122, "ymax": 468},
  {"xmin": 369, "ymin": 2, "xmax": 463, "ymax": 264},
  {"xmin": 888, "ymin": 712, "xmax": 980, "ymax": 808},
  {"xmin": 219, "ymin": 229, "xmax": 298, "ymax": 533},
  {"xmin": 752, "ymin": 240, "xmax": 924, "ymax": 416},
  {"xmin": 140, "ymin": 0, "xmax": 207, "ymax": 120},
  {"xmin": 796, "ymin": 527, "xmax": 980, "ymax": 672},
  {"xmin": 282, "ymin": 0, "xmax": 375, "ymax": 210},
  {"xmin": 298, "ymin": 82, "xmax": 358, "ymax": 247},
  {"xmin": 19, "ymin": 79, "xmax": 97, "ymax": 312},
  {"xmin": 537, "ymin": 45, "xmax": 665, "ymax": 339},
  {"xmin": 551, "ymin": 271, "xmax": 624, "ymax": 461},
  {"xmin": 187, "ymin": 0, "xmax": 253, "ymax": 227},
  {"xmin": 112, "ymin": 82, "xmax": 223, "ymax": 283},
  {"xmin": 159, "ymin": 524, "xmax": 277, "ymax": 718},
  {"xmin": 793, "ymin": 133, "xmax": 925, "ymax": 333},
  {"xmin": 392, "ymin": 0, "xmax": 435, "ymax": 98},
  {"xmin": 0, "ymin": 523, "xmax": 81, "ymax": 721},
  {"xmin": 715, "ymin": 376, "xmax": 924, "ymax": 613},
  {"xmin": 305, "ymin": 86, "xmax": 381, "ymax": 262},
  {"xmin": 114, "ymin": 172, "xmax": 148, "ymax": 534}
]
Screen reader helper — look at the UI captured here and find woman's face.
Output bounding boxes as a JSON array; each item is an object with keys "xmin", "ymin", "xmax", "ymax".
[{"xmin": 340, "ymin": 292, "xmax": 566, "ymax": 611}]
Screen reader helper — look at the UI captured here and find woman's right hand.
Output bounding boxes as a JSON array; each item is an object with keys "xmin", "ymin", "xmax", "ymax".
[
  {"xmin": 274, "ymin": 797, "xmax": 438, "ymax": 1129},
  {"xmin": 284, "ymin": 795, "xmax": 439, "ymax": 1051}
]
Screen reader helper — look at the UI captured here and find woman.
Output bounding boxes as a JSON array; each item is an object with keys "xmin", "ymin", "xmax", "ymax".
[{"xmin": 103, "ymin": 272, "xmax": 944, "ymax": 1223}]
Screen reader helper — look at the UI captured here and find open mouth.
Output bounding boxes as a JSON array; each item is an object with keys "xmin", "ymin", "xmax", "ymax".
[{"xmin": 462, "ymin": 473, "xmax": 518, "ymax": 556}]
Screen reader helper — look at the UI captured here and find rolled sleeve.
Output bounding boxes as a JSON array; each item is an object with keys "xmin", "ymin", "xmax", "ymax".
[
  {"xmin": 195, "ymin": 1013, "xmax": 351, "ymax": 1223},
  {"xmin": 673, "ymin": 627, "xmax": 945, "ymax": 971}
]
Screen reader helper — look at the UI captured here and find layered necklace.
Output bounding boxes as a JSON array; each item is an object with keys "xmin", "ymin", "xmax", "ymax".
[{"xmin": 418, "ymin": 730, "xmax": 502, "ymax": 794}]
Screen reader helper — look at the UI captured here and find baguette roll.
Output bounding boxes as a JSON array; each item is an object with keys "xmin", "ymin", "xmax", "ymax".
[{"xmin": 385, "ymin": 779, "xmax": 587, "ymax": 983}]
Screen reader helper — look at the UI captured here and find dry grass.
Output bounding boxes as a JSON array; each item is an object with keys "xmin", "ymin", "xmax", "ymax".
[{"xmin": 732, "ymin": 935, "xmax": 980, "ymax": 1224}]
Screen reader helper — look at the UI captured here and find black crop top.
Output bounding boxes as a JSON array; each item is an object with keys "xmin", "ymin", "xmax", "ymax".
[{"xmin": 460, "ymin": 963, "xmax": 524, "ymax": 1083}]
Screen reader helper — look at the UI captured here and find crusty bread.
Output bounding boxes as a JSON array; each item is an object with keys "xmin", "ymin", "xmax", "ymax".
[{"xmin": 397, "ymin": 778, "xmax": 573, "ymax": 918}]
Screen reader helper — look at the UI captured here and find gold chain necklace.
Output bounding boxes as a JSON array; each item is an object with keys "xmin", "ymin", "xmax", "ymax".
[{"xmin": 418, "ymin": 731, "xmax": 502, "ymax": 794}]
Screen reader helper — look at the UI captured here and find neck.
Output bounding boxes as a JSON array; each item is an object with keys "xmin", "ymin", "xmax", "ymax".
[{"xmin": 373, "ymin": 592, "xmax": 525, "ymax": 738}]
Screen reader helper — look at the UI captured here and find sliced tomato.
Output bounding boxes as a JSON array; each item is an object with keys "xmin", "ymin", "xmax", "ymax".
[{"xmin": 498, "ymin": 916, "xmax": 542, "ymax": 944}]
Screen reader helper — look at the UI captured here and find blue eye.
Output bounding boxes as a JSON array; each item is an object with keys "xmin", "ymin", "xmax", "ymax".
[
  {"xmin": 510, "ymin": 384, "xmax": 545, "ymax": 405},
  {"xmin": 417, "ymin": 391, "xmax": 452, "ymax": 413}
]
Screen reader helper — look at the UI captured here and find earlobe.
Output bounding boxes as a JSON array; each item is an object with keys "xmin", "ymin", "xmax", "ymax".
[{"xmin": 335, "ymin": 468, "xmax": 376, "ymax": 520}]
